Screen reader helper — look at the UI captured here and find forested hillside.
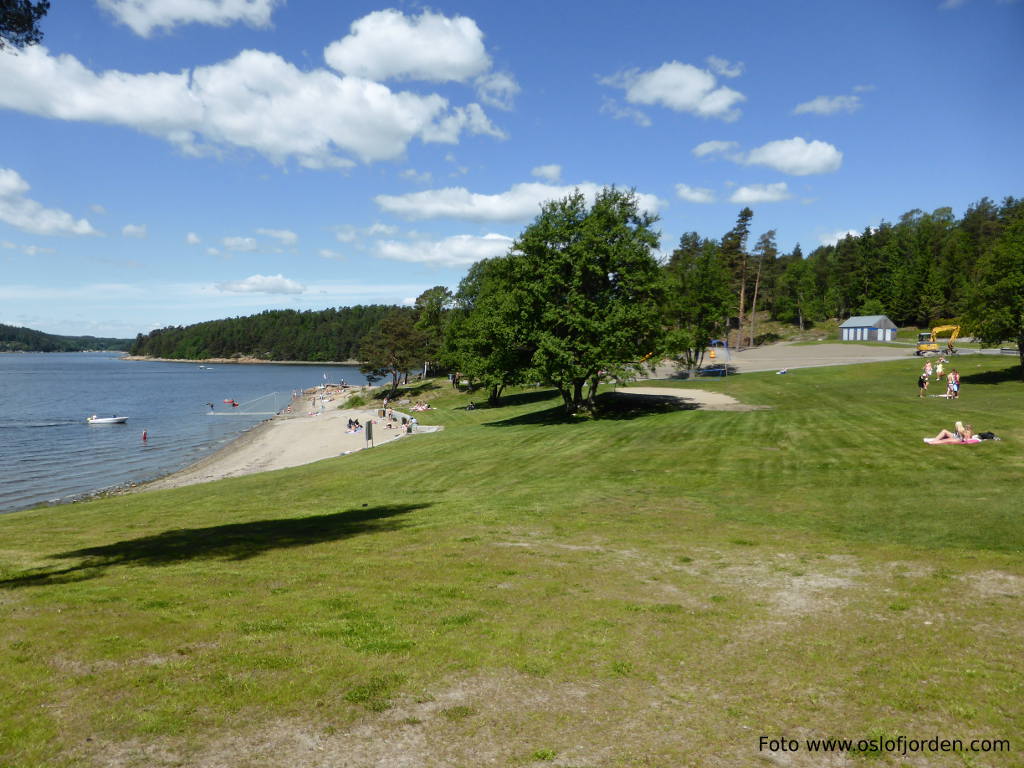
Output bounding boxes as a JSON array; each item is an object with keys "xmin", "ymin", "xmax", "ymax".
[
  {"xmin": 128, "ymin": 306, "xmax": 396, "ymax": 361},
  {"xmin": 0, "ymin": 324, "xmax": 132, "ymax": 352},
  {"xmin": 772, "ymin": 196, "xmax": 1024, "ymax": 330}
]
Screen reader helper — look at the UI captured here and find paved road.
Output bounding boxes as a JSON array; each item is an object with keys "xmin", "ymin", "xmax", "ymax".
[{"xmin": 645, "ymin": 342, "xmax": 1002, "ymax": 378}]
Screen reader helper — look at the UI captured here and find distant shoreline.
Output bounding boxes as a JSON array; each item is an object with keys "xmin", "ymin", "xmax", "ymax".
[{"xmin": 119, "ymin": 355, "xmax": 362, "ymax": 366}]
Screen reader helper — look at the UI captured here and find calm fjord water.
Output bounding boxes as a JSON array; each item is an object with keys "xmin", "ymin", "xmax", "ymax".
[{"xmin": 0, "ymin": 353, "xmax": 366, "ymax": 513}]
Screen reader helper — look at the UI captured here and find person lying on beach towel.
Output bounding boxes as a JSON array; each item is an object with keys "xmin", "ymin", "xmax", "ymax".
[{"xmin": 923, "ymin": 421, "xmax": 980, "ymax": 444}]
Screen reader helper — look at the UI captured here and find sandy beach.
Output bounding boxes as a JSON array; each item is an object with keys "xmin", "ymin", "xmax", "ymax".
[{"xmin": 137, "ymin": 388, "xmax": 426, "ymax": 493}]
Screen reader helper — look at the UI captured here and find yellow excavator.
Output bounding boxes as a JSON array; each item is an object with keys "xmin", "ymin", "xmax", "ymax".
[{"xmin": 916, "ymin": 325, "xmax": 960, "ymax": 356}]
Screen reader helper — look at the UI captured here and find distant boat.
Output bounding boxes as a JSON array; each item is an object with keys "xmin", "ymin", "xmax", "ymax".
[{"xmin": 87, "ymin": 415, "xmax": 128, "ymax": 424}]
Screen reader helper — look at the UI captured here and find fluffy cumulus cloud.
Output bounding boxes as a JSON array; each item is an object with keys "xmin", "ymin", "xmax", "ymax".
[
  {"xmin": 531, "ymin": 164, "xmax": 562, "ymax": 183},
  {"xmin": 0, "ymin": 33, "xmax": 503, "ymax": 167},
  {"xmin": 256, "ymin": 227, "xmax": 297, "ymax": 245},
  {"xmin": 324, "ymin": 9, "xmax": 490, "ymax": 82},
  {"xmin": 97, "ymin": 0, "xmax": 282, "ymax": 37},
  {"xmin": 675, "ymin": 184, "xmax": 716, "ymax": 204},
  {"xmin": 122, "ymin": 224, "xmax": 147, "ymax": 238},
  {"xmin": 215, "ymin": 273, "xmax": 304, "ymax": 294},
  {"xmin": 745, "ymin": 137, "xmax": 843, "ymax": 175},
  {"xmin": 729, "ymin": 183, "xmax": 791, "ymax": 204},
  {"xmin": 185, "ymin": 232, "xmax": 201, "ymax": 245},
  {"xmin": 375, "ymin": 233, "xmax": 513, "ymax": 267},
  {"xmin": 375, "ymin": 182, "xmax": 661, "ymax": 221},
  {"xmin": 793, "ymin": 94, "xmax": 862, "ymax": 115},
  {"xmin": 0, "ymin": 168, "xmax": 99, "ymax": 236},
  {"xmin": 602, "ymin": 61, "xmax": 745, "ymax": 122}
]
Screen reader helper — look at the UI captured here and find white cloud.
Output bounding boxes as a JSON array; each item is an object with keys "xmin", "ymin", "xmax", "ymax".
[
  {"xmin": 705, "ymin": 55, "xmax": 744, "ymax": 78},
  {"xmin": 366, "ymin": 223, "xmax": 397, "ymax": 236},
  {"xmin": 206, "ymin": 247, "xmax": 220, "ymax": 256},
  {"xmin": 1, "ymin": 241, "xmax": 56, "ymax": 256},
  {"xmin": 23, "ymin": 244, "xmax": 57, "ymax": 256},
  {"xmin": 819, "ymin": 229, "xmax": 860, "ymax": 246},
  {"xmin": 186, "ymin": 232, "xmax": 201, "ymax": 245},
  {"xmin": 745, "ymin": 137, "xmax": 843, "ymax": 175},
  {"xmin": 335, "ymin": 222, "xmax": 397, "ymax": 243},
  {"xmin": 97, "ymin": 0, "xmax": 282, "ymax": 37},
  {"xmin": 324, "ymin": 9, "xmax": 490, "ymax": 83},
  {"xmin": 319, "ymin": 249, "xmax": 344, "ymax": 260},
  {"xmin": 0, "ymin": 168, "xmax": 99, "ymax": 236},
  {"xmin": 793, "ymin": 94, "xmax": 862, "ymax": 115},
  {"xmin": 375, "ymin": 233, "xmax": 513, "ymax": 267},
  {"xmin": 730, "ymin": 183, "xmax": 791, "ymax": 204},
  {"xmin": 692, "ymin": 140, "xmax": 741, "ymax": 159},
  {"xmin": 122, "ymin": 223, "xmax": 147, "ymax": 238},
  {"xmin": 531, "ymin": 164, "xmax": 562, "ymax": 183},
  {"xmin": 599, "ymin": 97, "xmax": 651, "ymax": 127},
  {"xmin": 0, "ymin": 45, "xmax": 502, "ymax": 168},
  {"xmin": 256, "ymin": 227, "xmax": 297, "ymax": 245},
  {"xmin": 400, "ymin": 168, "xmax": 433, "ymax": 184},
  {"xmin": 215, "ymin": 273, "xmax": 305, "ymax": 294},
  {"xmin": 375, "ymin": 182, "xmax": 662, "ymax": 222},
  {"xmin": 602, "ymin": 61, "xmax": 745, "ymax": 122},
  {"xmin": 475, "ymin": 72, "xmax": 520, "ymax": 110},
  {"xmin": 223, "ymin": 236, "xmax": 258, "ymax": 252},
  {"xmin": 90, "ymin": 204, "xmax": 107, "ymax": 215},
  {"xmin": 675, "ymin": 184, "xmax": 716, "ymax": 204}
]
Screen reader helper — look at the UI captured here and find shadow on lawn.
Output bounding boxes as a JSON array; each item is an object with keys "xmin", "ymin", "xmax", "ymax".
[
  {"xmin": 959, "ymin": 365, "xmax": 1022, "ymax": 385},
  {"xmin": 482, "ymin": 390, "xmax": 694, "ymax": 427},
  {"xmin": 0, "ymin": 503, "xmax": 426, "ymax": 589}
]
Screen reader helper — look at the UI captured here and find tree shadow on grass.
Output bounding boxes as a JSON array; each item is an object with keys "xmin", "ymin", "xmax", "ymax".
[
  {"xmin": 0, "ymin": 503, "xmax": 426, "ymax": 589},
  {"xmin": 480, "ymin": 388, "xmax": 560, "ymax": 410},
  {"xmin": 959, "ymin": 365, "xmax": 1022, "ymax": 385},
  {"xmin": 482, "ymin": 391, "xmax": 695, "ymax": 427}
]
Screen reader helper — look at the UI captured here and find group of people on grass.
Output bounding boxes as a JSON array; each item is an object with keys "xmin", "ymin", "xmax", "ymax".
[{"xmin": 917, "ymin": 357, "xmax": 961, "ymax": 399}]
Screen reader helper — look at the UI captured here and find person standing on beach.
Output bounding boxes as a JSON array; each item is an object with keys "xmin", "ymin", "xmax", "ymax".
[{"xmin": 918, "ymin": 371, "xmax": 929, "ymax": 398}]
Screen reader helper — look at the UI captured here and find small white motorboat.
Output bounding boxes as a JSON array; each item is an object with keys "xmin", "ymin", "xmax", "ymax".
[{"xmin": 87, "ymin": 415, "xmax": 128, "ymax": 424}]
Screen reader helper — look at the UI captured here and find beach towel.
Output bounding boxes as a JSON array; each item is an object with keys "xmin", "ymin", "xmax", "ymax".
[{"xmin": 922, "ymin": 437, "xmax": 982, "ymax": 444}]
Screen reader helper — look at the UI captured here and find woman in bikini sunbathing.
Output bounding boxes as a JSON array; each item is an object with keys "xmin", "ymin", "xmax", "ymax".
[{"xmin": 928, "ymin": 421, "xmax": 973, "ymax": 444}]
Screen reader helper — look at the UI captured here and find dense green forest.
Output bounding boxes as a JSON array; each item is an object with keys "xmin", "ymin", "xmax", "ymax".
[
  {"xmin": 128, "ymin": 306, "xmax": 395, "ymax": 361},
  {"xmin": 0, "ymin": 324, "xmax": 132, "ymax": 352}
]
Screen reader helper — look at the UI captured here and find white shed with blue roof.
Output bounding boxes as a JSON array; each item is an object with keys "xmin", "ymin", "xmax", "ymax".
[{"xmin": 839, "ymin": 315, "xmax": 898, "ymax": 342}]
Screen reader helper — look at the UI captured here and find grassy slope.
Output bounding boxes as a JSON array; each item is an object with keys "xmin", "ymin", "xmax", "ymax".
[{"xmin": 1, "ymin": 355, "xmax": 1022, "ymax": 767}]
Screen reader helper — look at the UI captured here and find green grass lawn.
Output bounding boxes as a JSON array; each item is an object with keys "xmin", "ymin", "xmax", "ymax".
[{"xmin": 2, "ymin": 355, "xmax": 1022, "ymax": 767}]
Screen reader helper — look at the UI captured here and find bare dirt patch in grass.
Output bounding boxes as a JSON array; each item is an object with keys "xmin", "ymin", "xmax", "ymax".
[{"xmin": 965, "ymin": 569, "xmax": 1024, "ymax": 599}]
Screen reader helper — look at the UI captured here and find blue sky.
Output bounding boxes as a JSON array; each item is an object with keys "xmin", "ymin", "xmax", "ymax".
[{"xmin": 1, "ymin": 0, "xmax": 1021, "ymax": 338}]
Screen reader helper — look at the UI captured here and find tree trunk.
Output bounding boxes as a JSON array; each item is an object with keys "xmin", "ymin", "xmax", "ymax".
[
  {"xmin": 560, "ymin": 387, "xmax": 575, "ymax": 413},
  {"xmin": 749, "ymin": 258, "xmax": 763, "ymax": 347},
  {"xmin": 585, "ymin": 375, "xmax": 600, "ymax": 408},
  {"xmin": 572, "ymin": 379, "xmax": 584, "ymax": 411},
  {"xmin": 488, "ymin": 384, "xmax": 504, "ymax": 406}
]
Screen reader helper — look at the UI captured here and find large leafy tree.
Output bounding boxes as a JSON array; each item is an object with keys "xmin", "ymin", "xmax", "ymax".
[
  {"xmin": 963, "ymin": 212, "xmax": 1024, "ymax": 379},
  {"xmin": 413, "ymin": 285, "xmax": 454, "ymax": 372},
  {"xmin": 1, "ymin": 0, "xmax": 49, "ymax": 49},
  {"xmin": 358, "ymin": 309, "xmax": 432, "ymax": 396},
  {"xmin": 663, "ymin": 234, "xmax": 732, "ymax": 368},
  {"xmin": 444, "ymin": 257, "xmax": 533, "ymax": 405},
  {"xmin": 508, "ymin": 187, "xmax": 665, "ymax": 414}
]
